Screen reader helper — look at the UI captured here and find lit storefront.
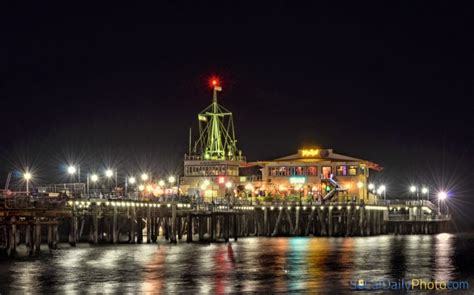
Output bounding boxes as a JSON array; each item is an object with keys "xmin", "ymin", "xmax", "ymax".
[{"xmin": 241, "ymin": 148, "xmax": 382, "ymax": 204}]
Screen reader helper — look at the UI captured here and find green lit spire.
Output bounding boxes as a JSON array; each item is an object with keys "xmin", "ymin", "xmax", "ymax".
[{"xmin": 192, "ymin": 83, "xmax": 241, "ymax": 160}]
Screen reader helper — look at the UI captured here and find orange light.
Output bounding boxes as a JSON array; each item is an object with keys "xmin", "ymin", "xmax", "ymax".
[{"xmin": 212, "ymin": 79, "xmax": 217, "ymax": 86}]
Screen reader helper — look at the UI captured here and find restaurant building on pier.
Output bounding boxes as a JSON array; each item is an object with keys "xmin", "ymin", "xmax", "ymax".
[{"xmin": 241, "ymin": 148, "xmax": 383, "ymax": 203}]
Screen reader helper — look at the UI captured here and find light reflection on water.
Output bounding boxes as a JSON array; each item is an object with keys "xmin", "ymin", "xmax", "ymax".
[{"xmin": 0, "ymin": 234, "xmax": 472, "ymax": 293}]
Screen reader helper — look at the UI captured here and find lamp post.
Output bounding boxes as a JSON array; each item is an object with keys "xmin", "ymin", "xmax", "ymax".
[
  {"xmin": 89, "ymin": 173, "xmax": 98, "ymax": 198},
  {"xmin": 141, "ymin": 173, "xmax": 149, "ymax": 182},
  {"xmin": 437, "ymin": 191, "xmax": 447, "ymax": 215},
  {"xmin": 105, "ymin": 169, "xmax": 114, "ymax": 196},
  {"xmin": 127, "ymin": 176, "xmax": 136, "ymax": 199},
  {"xmin": 421, "ymin": 187, "xmax": 429, "ymax": 201},
  {"xmin": 368, "ymin": 183, "xmax": 374, "ymax": 202},
  {"xmin": 377, "ymin": 185, "xmax": 386, "ymax": 202},
  {"xmin": 68, "ymin": 165, "xmax": 81, "ymax": 182},
  {"xmin": 24, "ymin": 172, "xmax": 32, "ymax": 194}
]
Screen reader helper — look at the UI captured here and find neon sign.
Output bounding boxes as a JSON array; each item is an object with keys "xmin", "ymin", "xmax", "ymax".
[
  {"xmin": 301, "ymin": 149, "xmax": 320, "ymax": 157},
  {"xmin": 289, "ymin": 177, "xmax": 306, "ymax": 184}
]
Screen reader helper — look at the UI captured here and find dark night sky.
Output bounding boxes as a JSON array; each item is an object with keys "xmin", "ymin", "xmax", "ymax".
[{"xmin": 1, "ymin": 3, "xmax": 473, "ymax": 224}]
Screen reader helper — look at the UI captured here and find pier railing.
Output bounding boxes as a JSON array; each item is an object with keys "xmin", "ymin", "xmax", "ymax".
[{"xmin": 387, "ymin": 214, "xmax": 451, "ymax": 222}]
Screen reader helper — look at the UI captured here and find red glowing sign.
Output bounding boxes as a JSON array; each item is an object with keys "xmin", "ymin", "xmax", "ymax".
[{"xmin": 218, "ymin": 176, "xmax": 225, "ymax": 184}]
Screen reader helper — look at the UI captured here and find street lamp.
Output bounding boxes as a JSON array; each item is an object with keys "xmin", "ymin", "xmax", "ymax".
[
  {"xmin": 410, "ymin": 185, "xmax": 416, "ymax": 193},
  {"xmin": 91, "ymin": 174, "xmax": 99, "ymax": 182},
  {"xmin": 105, "ymin": 169, "xmax": 113, "ymax": 178},
  {"xmin": 129, "ymin": 177, "xmax": 136, "ymax": 184},
  {"xmin": 87, "ymin": 173, "xmax": 99, "ymax": 197},
  {"xmin": 378, "ymin": 185, "xmax": 386, "ymax": 201},
  {"xmin": 168, "ymin": 176, "xmax": 176, "ymax": 184},
  {"xmin": 68, "ymin": 166, "xmax": 77, "ymax": 175},
  {"xmin": 105, "ymin": 169, "xmax": 116, "ymax": 195},
  {"xmin": 24, "ymin": 172, "xmax": 32, "ymax": 194},
  {"xmin": 437, "ymin": 191, "xmax": 448, "ymax": 215},
  {"xmin": 67, "ymin": 165, "xmax": 81, "ymax": 182},
  {"xmin": 421, "ymin": 187, "xmax": 429, "ymax": 200},
  {"xmin": 368, "ymin": 183, "xmax": 375, "ymax": 190},
  {"xmin": 141, "ymin": 173, "xmax": 149, "ymax": 181},
  {"xmin": 158, "ymin": 179, "xmax": 165, "ymax": 187}
]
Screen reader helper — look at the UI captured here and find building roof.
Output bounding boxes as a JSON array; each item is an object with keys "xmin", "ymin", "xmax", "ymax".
[{"xmin": 244, "ymin": 149, "xmax": 383, "ymax": 171}]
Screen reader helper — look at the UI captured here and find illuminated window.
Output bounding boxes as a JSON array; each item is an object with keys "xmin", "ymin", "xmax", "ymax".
[
  {"xmin": 289, "ymin": 167, "xmax": 296, "ymax": 176},
  {"xmin": 307, "ymin": 166, "xmax": 317, "ymax": 176},
  {"xmin": 322, "ymin": 166, "xmax": 332, "ymax": 179},
  {"xmin": 269, "ymin": 167, "xmax": 277, "ymax": 176},
  {"xmin": 336, "ymin": 165, "xmax": 347, "ymax": 176},
  {"xmin": 296, "ymin": 166, "xmax": 305, "ymax": 176},
  {"xmin": 278, "ymin": 167, "xmax": 288, "ymax": 176},
  {"xmin": 348, "ymin": 165, "xmax": 358, "ymax": 176}
]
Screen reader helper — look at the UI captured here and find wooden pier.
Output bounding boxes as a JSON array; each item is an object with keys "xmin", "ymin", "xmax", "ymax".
[{"xmin": 0, "ymin": 196, "xmax": 452, "ymax": 257}]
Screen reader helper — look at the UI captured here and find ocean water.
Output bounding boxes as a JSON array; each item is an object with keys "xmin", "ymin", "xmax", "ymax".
[{"xmin": 0, "ymin": 234, "xmax": 473, "ymax": 293}]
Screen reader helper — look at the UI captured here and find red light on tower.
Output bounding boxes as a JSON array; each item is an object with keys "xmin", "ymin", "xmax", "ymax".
[{"xmin": 209, "ymin": 77, "xmax": 220, "ymax": 88}]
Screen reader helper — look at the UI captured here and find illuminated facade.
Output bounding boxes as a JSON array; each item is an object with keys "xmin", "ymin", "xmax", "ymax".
[
  {"xmin": 182, "ymin": 81, "xmax": 246, "ymax": 200},
  {"xmin": 242, "ymin": 149, "xmax": 382, "ymax": 203}
]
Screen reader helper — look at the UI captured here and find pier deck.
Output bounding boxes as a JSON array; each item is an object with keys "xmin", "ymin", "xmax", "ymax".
[{"xmin": 0, "ymin": 195, "xmax": 451, "ymax": 257}]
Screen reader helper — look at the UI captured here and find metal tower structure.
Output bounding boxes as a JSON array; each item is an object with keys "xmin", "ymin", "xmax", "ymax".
[
  {"xmin": 182, "ymin": 79, "xmax": 245, "ymax": 200},
  {"xmin": 190, "ymin": 81, "xmax": 243, "ymax": 161}
]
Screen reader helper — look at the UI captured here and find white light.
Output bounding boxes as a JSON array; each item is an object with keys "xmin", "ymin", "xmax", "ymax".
[
  {"xmin": 225, "ymin": 181, "xmax": 232, "ymax": 189},
  {"xmin": 380, "ymin": 185, "xmax": 386, "ymax": 191},
  {"xmin": 168, "ymin": 176, "xmax": 176, "ymax": 184},
  {"xmin": 128, "ymin": 177, "xmax": 136, "ymax": 184},
  {"xmin": 105, "ymin": 169, "xmax": 113, "ymax": 178},
  {"xmin": 68, "ymin": 166, "xmax": 77, "ymax": 174},
  {"xmin": 357, "ymin": 181, "xmax": 363, "ymax": 189},
  {"xmin": 91, "ymin": 174, "xmax": 99, "ymax": 182},
  {"xmin": 422, "ymin": 187, "xmax": 428, "ymax": 194},
  {"xmin": 410, "ymin": 186, "xmax": 416, "ymax": 193},
  {"xmin": 158, "ymin": 180, "xmax": 165, "ymax": 187},
  {"xmin": 245, "ymin": 183, "xmax": 253, "ymax": 191},
  {"xmin": 141, "ymin": 173, "xmax": 149, "ymax": 181},
  {"xmin": 368, "ymin": 183, "xmax": 375, "ymax": 190},
  {"xmin": 138, "ymin": 184, "xmax": 145, "ymax": 191},
  {"xmin": 203, "ymin": 179, "xmax": 210, "ymax": 187},
  {"xmin": 24, "ymin": 172, "xmax": 32, "ymax": 180},
  {"xmin": 438, "ymin": 191, "xmax": 447, "ymax": 200}
]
